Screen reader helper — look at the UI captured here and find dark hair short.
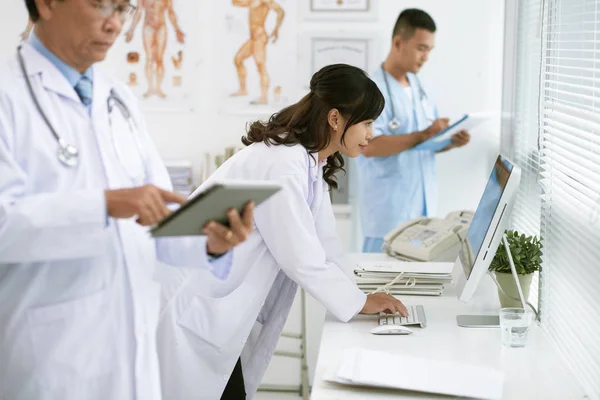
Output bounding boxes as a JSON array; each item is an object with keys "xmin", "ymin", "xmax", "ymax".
[
  {"xmin": 392, "ymin": 8, "xmax": 436, "ymax": 40},
  {"xmin": 25, "ymin": 0, "xmax": 40, "ymax": 22}
]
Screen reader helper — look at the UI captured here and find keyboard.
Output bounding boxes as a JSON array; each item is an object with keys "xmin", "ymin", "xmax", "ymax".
[{"xmin": 378, "ymin": 305, "xmax": 427, "ymax": 328}]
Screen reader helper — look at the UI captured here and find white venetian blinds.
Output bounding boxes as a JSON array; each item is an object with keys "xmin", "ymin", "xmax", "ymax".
[
  {"xmin": 507, "ymin": 0, "xmax": 600, "ymax": 397},
  {"xmin": 538, "ymin": 0, "xmax": 600, "ymax": 397}
]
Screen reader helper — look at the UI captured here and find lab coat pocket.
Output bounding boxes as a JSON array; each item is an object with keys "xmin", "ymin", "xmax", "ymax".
[
  {"xmin": 177, "ymin": 283, "xmax": 258, "ymax": 350},
  {"xmin": 27, "ymin": 290, "xmax": 117, "ymax": 389}
]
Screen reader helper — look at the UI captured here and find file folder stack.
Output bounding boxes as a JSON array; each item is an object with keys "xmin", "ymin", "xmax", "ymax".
[
  {"xmin": 353, "ymin": 254, "xmax": 453, "ymax": 296},
  {"xmin": 165, "ymin": 160, "xmax": 194, "ymax": 197}
]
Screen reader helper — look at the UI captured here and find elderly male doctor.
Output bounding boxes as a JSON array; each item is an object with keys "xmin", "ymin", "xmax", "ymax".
[
  {"xmin": 0, "ymin": 1, "xmax": 254, "ymax": 400},
  {"xmin": 358, "ymin": 9, "xmax": 471, "ymax": 252}
]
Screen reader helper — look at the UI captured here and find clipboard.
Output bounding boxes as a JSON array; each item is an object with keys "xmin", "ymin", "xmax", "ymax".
[
  {"xmin": 430, "ymin": 112, "xmax": 493, "ymax": 141},
  {"xmin": 150, "ymin": 181, "xmax": 282, "ymax": 237}
]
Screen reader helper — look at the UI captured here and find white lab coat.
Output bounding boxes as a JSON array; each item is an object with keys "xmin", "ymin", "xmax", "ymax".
[
  {"xmin": 157, "ymin": 143, "xmax": 368, "ymax": 399},
  {"xmin": 0, "ymin": 43, "xmax": 216, "ymax": 400}
]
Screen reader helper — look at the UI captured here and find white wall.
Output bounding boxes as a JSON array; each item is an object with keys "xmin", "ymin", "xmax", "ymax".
[{"xmin": 3, "ymin": 0, "xmax": 505, "ymax": 392}]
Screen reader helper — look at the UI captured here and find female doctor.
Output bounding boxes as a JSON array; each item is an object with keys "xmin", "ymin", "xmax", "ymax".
[
  {"xmin": 0, "ymin": 2, "xmax": 253, "ymax": 400},
  {"xmin": 157, "ymin": 64, "xmax": 408, "ymax": 400}
]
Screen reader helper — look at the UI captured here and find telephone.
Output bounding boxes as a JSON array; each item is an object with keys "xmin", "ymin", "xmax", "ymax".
[{"xmin": 383, "ymin": 211, "xmax": 474, "ymax": 262}]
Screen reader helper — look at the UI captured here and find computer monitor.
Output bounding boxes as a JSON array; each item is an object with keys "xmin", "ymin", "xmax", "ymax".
[{"xmin": 452, "ymin": 155, "xmax": 521, "ymax": 321}]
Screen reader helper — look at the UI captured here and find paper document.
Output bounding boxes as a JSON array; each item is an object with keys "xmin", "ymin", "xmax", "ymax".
[
  {"xmin": 430, "ymin": 111, "xmax": 497, "ymax": 141},
  {"xmin": 355, "ymin": 260, "xmax": 454, "ymax": 275},
  {"xmin": 326, "ymin": 348, "xmax": 504, "ymax": 400},
  {"xmin": 353, "ymin": 254, "xmax": 453, "ymax": 296}
]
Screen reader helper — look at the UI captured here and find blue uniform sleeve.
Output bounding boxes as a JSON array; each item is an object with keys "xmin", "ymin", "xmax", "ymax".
[
  {"xmin": 372, "ymin": 72, "xmax": 394, "ymax": 138},
  {"xmin": 373, "ymin": 106, "xmax": 392, "ymax": 138}
]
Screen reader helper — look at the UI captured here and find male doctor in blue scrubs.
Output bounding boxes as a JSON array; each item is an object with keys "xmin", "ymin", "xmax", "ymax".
[
  {"xmin": 358, "ymin": 8, "xmax": 471, "ymax": 252},
  {"xmin": 0, "ymin": 1, "xmax": 253, "ymax": 399}
]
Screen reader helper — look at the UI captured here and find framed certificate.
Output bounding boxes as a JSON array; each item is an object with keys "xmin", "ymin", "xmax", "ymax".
[
  {"xmin": 311, "ymin": 0, "xmax": 370, "ymax": 11},
  {"xmin": 302, "ymin": 0, "xmax": 378, "ymax": 21},
  {"xmin": 312, "ymin": 38, "xmax": 370, "ymax": 74},
  {"xmin": 299, "ymin": 31, "xmax": 381, "ymax": 87}
]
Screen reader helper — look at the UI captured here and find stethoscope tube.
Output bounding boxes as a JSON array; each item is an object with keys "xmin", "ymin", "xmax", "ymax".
[
  {"xmin": 381, "ymin": 64, "xmax": 429, "ymax": 132},
  {"xmin": 17, "ymin": 44, "xmax": 80, "ymax": 168}
]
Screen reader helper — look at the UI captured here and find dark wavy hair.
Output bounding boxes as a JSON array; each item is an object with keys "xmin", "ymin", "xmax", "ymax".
[{"xmin": 241, "ymin": 64, "xmax": 385, "ymax": 189}]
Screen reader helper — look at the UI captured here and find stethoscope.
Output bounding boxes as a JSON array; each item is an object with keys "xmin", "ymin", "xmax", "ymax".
[
  {"xmin": 17, "ymin": 45, "xmax": 146, "ymax": 183},
  {"xmin": 381, "ymin": 64, "xmax": 432, "ymax": 132}
]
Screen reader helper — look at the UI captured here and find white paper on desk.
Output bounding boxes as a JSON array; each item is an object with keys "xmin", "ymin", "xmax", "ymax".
[
  {"xmin": 359, "ymin": 288, "xmax": 443, "ymax": 296},
  {"xmin": 356, "ymin": 279, "xmax": 445, "ymax": 288},
  {"xmin": 355, "ymin": 260, "xmax": 454, "ymax": 275},
  {"xmin": 327, "ymin": 348, "xmax": 504, "ymax": 400},
  {"xmin": 355, "ymin": 272, "xmax": 452, "ymax": 281},
  {"xmin": 356, "ymin": 276, "xmax": 449, "ymax": 285}
]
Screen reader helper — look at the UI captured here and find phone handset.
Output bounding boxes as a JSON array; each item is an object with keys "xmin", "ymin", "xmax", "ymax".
[
  {"xmin": 383, "ymin": 217, "xmax": 430, "ymax": 246},
  {"xmin": 383, "ymin": 211, "xmax": 474, "ymax": 262}
]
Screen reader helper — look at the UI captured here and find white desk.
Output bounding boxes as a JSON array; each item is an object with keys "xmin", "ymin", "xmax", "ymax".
[{"xmin": 311, "ymin": 256, "xmax": 587, "ymax": 399}]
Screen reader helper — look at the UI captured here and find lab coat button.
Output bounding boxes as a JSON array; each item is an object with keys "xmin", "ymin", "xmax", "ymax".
[
  {"xmin": 241, "ymin": 337, "xmax": 247, "ymax": 344},
  {"xmin": 260, "ymin": 300, "xmax": 266, "ymax": 307},
  {"xmin": 222, "ymin": 374, "xmax": 229, "ymax": 382}
]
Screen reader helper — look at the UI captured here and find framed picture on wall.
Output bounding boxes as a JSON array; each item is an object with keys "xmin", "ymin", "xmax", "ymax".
[
  {"xmin": 108, "ymin": 0, "xmax": 202, "ymax": 112},
  {"xmin": 302, "ymin": 0, "xmax": 378, "ymax": 21},
  {"xmin": 218, "ymin": 0, "xmax": 299, "ymax": 116},
  {"xmin": 299, "ymin": 30, "xmax": 381, "ymax": 89}
]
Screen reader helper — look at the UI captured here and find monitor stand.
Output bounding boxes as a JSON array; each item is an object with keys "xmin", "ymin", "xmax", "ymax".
[{"xmin": 457, "ymin": 233, "xmax": 527, "ymax": 328}]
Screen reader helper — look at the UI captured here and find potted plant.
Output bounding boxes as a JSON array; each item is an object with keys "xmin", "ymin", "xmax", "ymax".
[{"xmin": 488, "ymin": 230, "xmax": 542, "ymax": 308}]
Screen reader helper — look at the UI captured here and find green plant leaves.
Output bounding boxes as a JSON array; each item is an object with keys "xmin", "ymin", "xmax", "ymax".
[{"xmin": 488, "ymin": 229, "xmax": 543, "ymax": 275}]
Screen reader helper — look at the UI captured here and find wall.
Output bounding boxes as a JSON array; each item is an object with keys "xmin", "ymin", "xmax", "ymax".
[{"xmin": 3, "ymin": 0, "xmax": 505, "ymax": 390}]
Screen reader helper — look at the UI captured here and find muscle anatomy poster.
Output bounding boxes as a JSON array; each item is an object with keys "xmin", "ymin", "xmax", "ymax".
[
  {"xmin": 117, "ymin": 0, "xmax": 198, "ymax": 111},
  {"xmin": 219, "ymin": 0, "xmax": 298, "ymax": 115}
]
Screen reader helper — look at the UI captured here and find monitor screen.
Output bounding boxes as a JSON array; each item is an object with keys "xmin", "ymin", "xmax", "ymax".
[{"xmin": 460, "ymin": 156, "xmax": 513, "ymax": 279}]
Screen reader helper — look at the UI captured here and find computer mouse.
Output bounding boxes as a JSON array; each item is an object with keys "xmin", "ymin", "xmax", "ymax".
[{"xmin": 370, "ymin": 325, "xmax": 413, "ymax": 335}]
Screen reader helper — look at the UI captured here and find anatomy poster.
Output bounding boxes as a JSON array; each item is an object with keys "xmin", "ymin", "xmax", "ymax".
[
  {"xmin": 219, "ymin": 0, "xmax": 298, "ymax": 115},
  {"xmin": 116, "ymin": 0, "xmax": 198, "ymax": 111}
]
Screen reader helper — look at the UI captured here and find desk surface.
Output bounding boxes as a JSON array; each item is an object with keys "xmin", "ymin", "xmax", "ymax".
[{"xmin": 311, "ymin": 255, "xmax": 587, "ymax": 399}]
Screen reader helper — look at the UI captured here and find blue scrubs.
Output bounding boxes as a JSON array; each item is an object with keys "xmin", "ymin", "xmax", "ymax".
[{"xmin": 357, "ymin": 68, "xmax": 452, "ymax": 252}]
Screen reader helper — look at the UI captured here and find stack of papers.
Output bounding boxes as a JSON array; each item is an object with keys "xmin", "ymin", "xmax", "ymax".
[
  {"xmin": 326, "ymin": 348, "xmax": 504, "ymax": 400},
  {"xmin": 165, "ymin": 160, "xmax": 194, "ymax": 197},
  {"xmin": 354, "ymin": 255, "xmax": 453, "ymax": 296}
]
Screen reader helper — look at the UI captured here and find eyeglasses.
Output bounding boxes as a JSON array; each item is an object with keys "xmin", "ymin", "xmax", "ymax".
[{"xmin": 94, "ymin": 1, "xmax": 137, "ymax": 22}]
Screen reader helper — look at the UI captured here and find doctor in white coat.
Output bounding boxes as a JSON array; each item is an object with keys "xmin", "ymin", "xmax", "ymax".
[
  {"xmin": 157, "ymin": 64, "xmax": 409, "ymax": 400},
  {"xmin": 0, "ymin": 2, "xmax": 254, "ymax": 400}
]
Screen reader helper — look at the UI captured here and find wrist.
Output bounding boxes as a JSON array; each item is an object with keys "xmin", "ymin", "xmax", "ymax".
[
  {"xmin": 206, "ymin": 242, "xmax": 225, "ymax": 258},
  {"xmin": 415, "ymin": 130, "xmax": 428, "ymax": 144}
]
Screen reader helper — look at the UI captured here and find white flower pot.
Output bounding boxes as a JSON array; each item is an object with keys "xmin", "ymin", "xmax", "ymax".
[{"xmin": 494, "ymin": 272, "xmax": 534, "ymax": 308}]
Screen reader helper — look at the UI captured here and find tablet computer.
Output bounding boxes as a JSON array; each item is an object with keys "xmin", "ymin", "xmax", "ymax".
[{"xmin": 150, "ymin": 181, "xmax": 282, "ymax": 237}]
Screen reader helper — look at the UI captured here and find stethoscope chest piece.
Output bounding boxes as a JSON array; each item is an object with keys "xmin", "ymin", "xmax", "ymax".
[
  {"xmin": 388, "ymin": 119, "xmax": 401, "ymax": 131},
  {"xmin": 57, "ymin": 140, "xmax": 79, "ymax": 168}
]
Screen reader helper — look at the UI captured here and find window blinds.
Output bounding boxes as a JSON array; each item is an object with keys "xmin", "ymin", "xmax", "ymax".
[
  {"xmin": 502, "ymin": 0, "xmax": 543, "ymax": 307},
  {"xmin": 538, "ymin": 0, "xmax": 600, "ymax": 397}
]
